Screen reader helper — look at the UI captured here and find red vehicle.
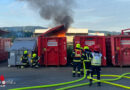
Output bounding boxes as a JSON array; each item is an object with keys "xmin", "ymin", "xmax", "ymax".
[
  {"xmin": 0, "ymin": 38, "xmax": 11, "ymax": 62},
  {"xmin": 106, "ymin": 29, "xmax": 130, "ymax": 66},
  {"xmin": 74, "ymin": 36, "xmax": 106, "ymax": 66}
]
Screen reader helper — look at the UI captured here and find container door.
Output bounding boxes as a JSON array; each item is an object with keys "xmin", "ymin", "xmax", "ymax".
[
  {"xmin": 0, "ymin": 39, "xmax": 4, "ymax": 61},
  {"xmin": 38, "ymin": 36, "xmax": 44, "ymax": 65},
  {"xmin": 113, "ymin": 37, "xmax": 121, "ymax": 66},
  {"xmin": 122, "ymin": 49, "xmax": 130, "ymax": 65},
  {"xmin": 45, "ymin": 38, "xmax": 59, "ymax": 65},
  {"xmin": 16, "ymin": 50, "xmax": 23, "ymax": 65},
  {"xmin": 8, "ymin": 51, "xmax": 16, "ymax": 66},
  {"xmin": 120, "ymin": 38, "xmax": 130, "ymax": 66},
  {"xmin": 59, "ymin": 37, "xmax": 67, "ymax": 65}
]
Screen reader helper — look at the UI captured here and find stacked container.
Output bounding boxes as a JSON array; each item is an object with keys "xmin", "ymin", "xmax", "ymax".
[
  {"xmin": 0, "ymin": 38, "xmax": 11, "ymax": 62},
  {"xmin": 74, "ymin": 36, "xmax": 106, "ymax": 66}
]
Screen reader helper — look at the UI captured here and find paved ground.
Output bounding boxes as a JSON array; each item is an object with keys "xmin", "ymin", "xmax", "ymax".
[{"xmin": 0, "ymin": 61, "xmax": 130, "ymax": 90}]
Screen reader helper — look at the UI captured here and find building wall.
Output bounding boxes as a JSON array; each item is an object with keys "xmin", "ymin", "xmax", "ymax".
[
  {"xmin": 33, "ymin": 28, "xmax": 89, "ymax": 45},
  {"xmin": 66, "ymin": 33, "xmax": 88, "ymax": 45},
  {"xmin": 88, "ymin": 33, "xmax": 105, "ymax": 36}
]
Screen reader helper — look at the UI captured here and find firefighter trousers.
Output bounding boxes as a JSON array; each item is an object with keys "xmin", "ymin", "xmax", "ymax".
[
  {"xmin": 72, "ymin": 62, "xmax": 81, "ymax": 77},
  {"xmin": 90, "ymin": 66, "xmax": 101, "ymax": 86},
  {"xmin": 80, "ymin": 62, "xmax": 91, "ymax": 76},
  {"xmin": 85, "ymin": 62, "xmax": 91, "ymax": 76}
]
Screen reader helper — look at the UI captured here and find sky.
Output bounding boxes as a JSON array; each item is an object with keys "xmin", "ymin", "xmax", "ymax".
[{"xmin": 0, "ymin": 0, "xmax": 130, "ymax": 31}]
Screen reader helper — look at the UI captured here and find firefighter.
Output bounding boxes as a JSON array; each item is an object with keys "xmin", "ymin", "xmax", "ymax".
[
  {"xmin": 31, "ymin": 53, "xmax": 40, "ymax": 68},
  {"xmin": 20, "ymin": 50, "xmax": 29, "ymax": 69},
  {"xmin": 82, "ymin": 46, "xmax": 93, "ymax": 77},
  {"xmin": 72, "ymin": 43, "xmax": 82, "ymax": 77},
  {"xmin": 89, "ymin": 45, "xmax": 102, "ymax": 86}
]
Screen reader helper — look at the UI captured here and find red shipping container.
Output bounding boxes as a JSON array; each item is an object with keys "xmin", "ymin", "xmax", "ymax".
[
  {"xmin": 74, "ymin": 36, "xmax": 106, "ymax": 66},
  {"xmin": 0, "ymin": 38, "xmax": 11, "ymax": 62},
  {"xmin": 38, "ymin": 37, "xmax": 67, "ymax": 66},
  {"xmin": 106, "ymin": 35, "xmax": 130, "ymax": 66},
  {"xmin": 121, "ymin": 28, "xmax": 130, "ymax": 35}
]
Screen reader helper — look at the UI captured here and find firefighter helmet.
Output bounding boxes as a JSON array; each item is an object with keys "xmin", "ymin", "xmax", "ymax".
[
  {"xmin": 24, "ymin": 50, "xmax": 28, "ymax": 54},
  {"xmin": 94, "ymin": 45, "xmax": 100, "ymax": 51},
  {"xmin": 76, "ymin": 43, "xmax": 80, "ymax": 48},
  {"xmin": 84, "ymin": 46, "xmax": 89, "ymax": 50},
  {"xmin": 33, "ymin": 53, "xmax": 37, "ymax": 58}
]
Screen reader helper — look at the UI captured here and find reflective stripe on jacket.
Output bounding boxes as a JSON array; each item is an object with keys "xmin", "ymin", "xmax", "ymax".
[
  {"xmin": 73, "ymin": 60, "xmax": 81, "ymax": 62},
  {"xmin": 82, "ymin": 50, "xmax": 92, "ymax": 62}
]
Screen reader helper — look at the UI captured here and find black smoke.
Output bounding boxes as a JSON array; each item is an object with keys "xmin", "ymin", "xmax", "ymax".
[{"xmin": 20, "ymin": 0, "xmax": 75, "ymax": 29}]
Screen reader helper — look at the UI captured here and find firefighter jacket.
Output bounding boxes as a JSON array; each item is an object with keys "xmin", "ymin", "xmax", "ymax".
[
  {"xmin": 21, "ymin": 54, "xmax": 28, "ymax": 64},
  {"xmin": 31, "ymin": 55, "xmax": 39, "ymax": 64},
  {"xmin": 72, "ymin": 48, "xmax": 82, "ymax": 62},
  {"xmin": 91, "ymin": 52, "xmax": 102, "ymax": 66},
  {"xmin": 82, "ymin": 50, "xmax": 93, "ymax": 62}
]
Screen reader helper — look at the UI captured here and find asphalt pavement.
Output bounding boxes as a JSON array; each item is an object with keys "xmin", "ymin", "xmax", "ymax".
[{"xmin": 0, "ymin": 61, "xmax": 130, "ymax": 90}]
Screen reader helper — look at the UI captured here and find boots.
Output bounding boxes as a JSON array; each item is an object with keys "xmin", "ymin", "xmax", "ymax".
[
  {"xmin": 21, "ymin": 66, "xmax": 24, "ymax": 69},
  {"xmin": 89, "ymin": 79, "xmax": 92, "ymax": 86},
  {"xmin": 77, "ymin": 74, "xmax": 80, "ymax": 77},
  {"xmin": 97, "ymin": 82, "xmax": 101, "ymax": 86}
]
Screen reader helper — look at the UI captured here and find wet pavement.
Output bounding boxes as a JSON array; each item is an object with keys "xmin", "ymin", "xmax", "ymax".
[{"xmin": 0, "ymin": 61, "xmax": 130, "ymax": 90}]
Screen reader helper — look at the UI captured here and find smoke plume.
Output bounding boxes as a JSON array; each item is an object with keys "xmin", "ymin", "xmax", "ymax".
[{"xmin": 20, "ymin": 0, "xmax": 75, "ymax": 29}]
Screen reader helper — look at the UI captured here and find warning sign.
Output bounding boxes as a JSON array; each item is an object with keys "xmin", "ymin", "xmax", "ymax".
[{"xmin": 47, "ymin": 42, "xmax": 58, "ymax": 46}]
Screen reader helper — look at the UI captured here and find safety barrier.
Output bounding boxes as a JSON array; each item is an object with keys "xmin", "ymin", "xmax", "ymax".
[{"xmin": 9, "ymin": 62, "xmax": 130, "ymax": 90}]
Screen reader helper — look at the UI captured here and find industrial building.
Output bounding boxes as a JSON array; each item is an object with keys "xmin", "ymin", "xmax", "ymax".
[
  {"xmin": 34, "ymin": 28, "xmax": 88, "ymax": 45},
  {"xmin": 0, "ymin": 29, "xmax": 9, "ymax": 36}
]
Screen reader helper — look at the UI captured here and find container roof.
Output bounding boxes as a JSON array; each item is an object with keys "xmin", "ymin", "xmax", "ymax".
[
  {"xmin": 0, "ymin": 29, "xmax": 9, "ymax": 35},
  {"xmin": 41, "ymin": 25, "xmax": 65, "ymax": 37},
  {"xmin": 10, "ymin": 38, "xmax": 37, "ymax": 51},
  {"xmin": 88, "ymin": 33, "xmax": 105, "ymax": 36},
  {"xmin": 34, "ymin": 27, "xmax": 88, "ymax": 34},
  {"xmin": 67, "ymin": 28, "xmax": 88, "ymax": 34}
]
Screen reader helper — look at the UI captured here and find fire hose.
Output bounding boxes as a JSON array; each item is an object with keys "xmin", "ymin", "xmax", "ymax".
[
  {"xmin": 9, "ymin": 61, "xmax": 87, "ymax": 90},
  {"xmin": 9, "ymin": 61, "xmax": 130, "ymax": 90},
  {"xmin": 56, "ymin": 73, "xmax": 130, "ymax": 90}
]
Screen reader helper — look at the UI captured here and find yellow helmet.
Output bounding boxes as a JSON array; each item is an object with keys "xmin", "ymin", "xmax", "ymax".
[
  {"xmin": 76, "ymin": 43, "xmax": 80, "ymax": 48},
  {"xmin": 24, "ymin": 50, "xmax": 28, "ymax": 54},
  {"xmin": 84, "ymin": 46, "xmax": 89, "ymax": 50},
  {"xmin": 33, "ymin": 53, "xmax": 37, "ymax": 58}
]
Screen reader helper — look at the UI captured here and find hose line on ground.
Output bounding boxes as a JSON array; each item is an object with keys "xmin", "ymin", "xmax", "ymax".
[
  {"xmin": 9, "ymin": 61, "xmax": 87, "ymax": 90},
  {"xmin": 9, "ymin": 61, "xmax": 130, "ymax": 90},
  {"xmin": 56, "ymin": 73, "xmax": 130, "ymax": 90}
]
